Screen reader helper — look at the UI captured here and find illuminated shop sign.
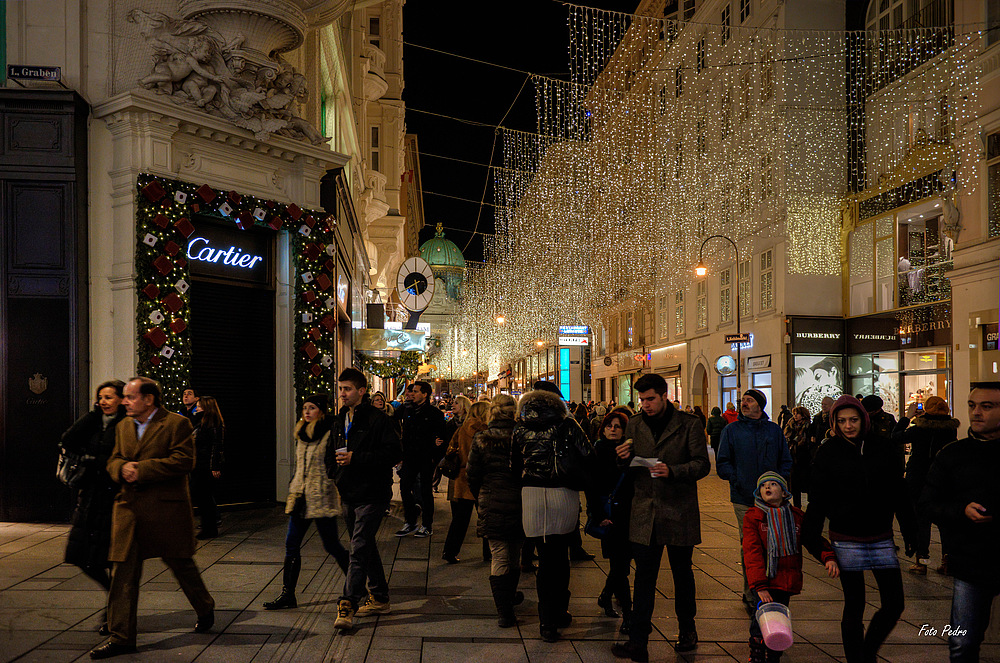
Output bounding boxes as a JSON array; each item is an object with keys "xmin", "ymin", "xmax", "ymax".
[
  {"xmin": 186, "ymin": 221, "xmax": 271, "ymax": 284},
  {"xmin": 558, "ymin": 325, "xmax": 589, "ymax": 335},
  {"xmin": 558, "ymin": 336, "xmax": 589, "ymax": 346}
]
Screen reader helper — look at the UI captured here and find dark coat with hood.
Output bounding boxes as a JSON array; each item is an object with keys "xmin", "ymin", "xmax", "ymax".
[
  {"xmin": 395, "ymin": 399, "xmax": 447, "ymax": 462},
  {"xmin": 706, "ymin": 410, "xmax": 727, "ymax": 449},
  {"xmin": 619, "ymin": 401, "xmax": 711, "ymax": 547},
  {"xmin": 717, "ymin": 411, "xmax": 792, "ymax": 506},
  {"xmin": 512, "ymin": 389, "xmax": 597, "ymax": 491},
  {"xmin": 920, "ymin": 431, "xmax": 1000, "ymax": 589},
  {"xmin": 803, "ymin": 395, "xmax": 915, "ymax": 549},
  {"xmin": 894, "ymin": 414, "xmax": 960, "ymax": 495},
  {"xmin": 329, "ymin": 400, "xmax": 402, "ymax": 505},
  {"xmin": 61, "ymin": 406, "xmax": 126, "ymax": 569},
  {"xmin": 466, "ymin": 416, "xmax": 523, "ymax": 539}
]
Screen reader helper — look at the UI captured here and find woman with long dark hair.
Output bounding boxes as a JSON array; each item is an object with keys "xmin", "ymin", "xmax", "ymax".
[
  {"xmin": 592, "ymin": 410, "xmax": 634, "ymax": 634},
  {"xmin": 191, "ymin": 396, "xmax": 225, "ymax": 539},
  {"xmin": 803, "ymin": 395, "xmax": 915, "ymax": 663},
  {"xmin": 263, "ymin": 394, "xmax": 349, "ymax": 610},
  {"xmin": 784, "ymin": 405, "xmax": 812, "ymax": 508},
  {"xmin": 61, "ymin": 379, "xmax": 127, "ymax": 634}
]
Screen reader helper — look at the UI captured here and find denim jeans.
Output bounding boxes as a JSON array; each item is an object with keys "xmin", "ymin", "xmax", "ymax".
[
  {"xmin": 340, "ymin": 501, "xmax": 390, "ymax": 607},
  {"xmin": 630, "ymin": 542, "xmax": 696, "ymax": 648},
  {"xmin": 285, "ymin": 513, "xmax": 347, "ymax": 561},
  {"xmin": 949, "ymin": 578, "xmax": 1000, "ymax": 662}
]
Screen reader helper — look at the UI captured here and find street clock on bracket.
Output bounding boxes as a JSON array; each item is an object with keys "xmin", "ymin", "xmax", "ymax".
[{"xmin": 396, "ymin": 257, "xmax": 435, "ymax": 312}]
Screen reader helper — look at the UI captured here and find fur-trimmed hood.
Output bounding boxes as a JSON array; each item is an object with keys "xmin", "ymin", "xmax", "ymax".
[
  {"xmin": 912, "ymin": 414, "xmax": 961, "ymax": 430},
  {"xmin": 516, "ymin": 389, "xmax": 569, "ymax": 430}
]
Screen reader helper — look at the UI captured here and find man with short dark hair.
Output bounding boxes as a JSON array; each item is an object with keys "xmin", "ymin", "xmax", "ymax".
[
  {"xmin": 180, "ymin": 387, "xmax": 200, "ymax": 422},
  {"xmin": 90, "ymin": 377, "xmax": 215, "ymax": 660},
  {"xmin": 717, "ymin": 389, "xmax": 792, "ymax": 612},
  {"xmin": 612, "ymin": 373, "xmax": 710, "ymax": 661},
  {"xmin": 329, "ymin": 368, "xmax": 402, "ymax": 630},
  {"xmin": 921, "ymin": 381, "xmax": 1000, "ymax": 662},
  {"xmin": 394, "ymin": 380, "xmax": 446, "ymax": 537}
]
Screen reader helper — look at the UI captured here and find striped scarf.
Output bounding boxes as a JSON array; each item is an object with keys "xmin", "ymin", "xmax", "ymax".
[{"xmin": 753, "ymin": 472, "xmax": 798, "ymax": 578}]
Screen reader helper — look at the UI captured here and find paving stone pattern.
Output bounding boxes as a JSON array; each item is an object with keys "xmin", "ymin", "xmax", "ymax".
[{"xmin": 1, "ymin": 457, "xmax": 996, "ymax": 662}]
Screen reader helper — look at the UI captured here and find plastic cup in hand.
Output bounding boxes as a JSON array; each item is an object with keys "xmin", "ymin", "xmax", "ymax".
[
  {"xmin": 336, "ymin": 447, "xmax": 348, "ymax": 455},
  {"xmin": 756, "ymin": 602, "xmax": 793, "ymax": 651}
]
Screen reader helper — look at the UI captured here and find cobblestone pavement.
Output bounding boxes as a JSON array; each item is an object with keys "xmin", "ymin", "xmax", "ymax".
[{"xmin": 1, "ymin": 457, "xmax": 994, "ymax": 662}]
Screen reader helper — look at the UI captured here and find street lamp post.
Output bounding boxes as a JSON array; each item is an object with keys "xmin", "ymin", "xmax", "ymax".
[{"xmin": 695, "ymin": 234, "xmax": 743, "ymax": 392}]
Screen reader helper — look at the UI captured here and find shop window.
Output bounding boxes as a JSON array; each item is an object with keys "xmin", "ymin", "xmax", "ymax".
[
  {"xmin": 659, "ymin": 295, "xmax": 670, "ymax": 339},
  {"xmin": 849, "ymin": 352, "xmax": 899, "ymax": 416},
  {"xmin": 675, "ymin": 290, "xmax": 685, "ymax": 336},
  {"xmin": 721, "ymin": 4, "xmax": 731, "ymax": 44},
  {"xmin": 989, "ymin": 130, "xmax": 1000, "ymax": 237},
  {"xmin": 902, "ymin": 349, "xmax": 950, "ymax": 411},
  {"xmin": 849, "ymin": 221, "xmax": 874, "ymax": 315},
  {"xmin": 720, "ymin": 267, "xmax": 732, "ymax": 323},
  {"xmin": 751, "ymin": 371, "xmax": 772, "ymax": 419},
  {"xmin": 897, "ymin": 210, "xmax": 952, "ymax": 306},
  {"xmin": 792, "ymin": 355, "xmax": 844, "ymax": 414},
  {"xmin": 696, "ymin": 280, "xmax": 708, "ymax": 330},
  {"xmin": 738, "ymin": 259, "xmax": 752, "ymax": 318},
  {"xmin": 759, "ymin": 249, "xmax": 773, "ymax": 311}
]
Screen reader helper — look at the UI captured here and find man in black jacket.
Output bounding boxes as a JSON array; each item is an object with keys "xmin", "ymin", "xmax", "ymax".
[
  {"xmin": 394, "ymin": 381, "xmax": 446, "ymax": 537},
  {"xmin": 921, "ymin": 381, "xmax": 1000, "ymax": 661},
  {"xmin": 329, "ymin": 368, "xmax": 402, "ymax": 630}
]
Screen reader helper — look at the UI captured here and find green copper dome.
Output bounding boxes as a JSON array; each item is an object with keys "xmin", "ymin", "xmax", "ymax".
[{"xmin": 420, "ymin": 223, "xmax": 466, "ymax": 270}]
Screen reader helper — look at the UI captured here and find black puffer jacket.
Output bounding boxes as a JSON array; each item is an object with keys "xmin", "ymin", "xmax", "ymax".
[
  {"xmin": 194, "ymin": 423, "xmax": 224, "ymax": 472},
  {"xmin": 512, "ymin": 389, "xmax": 596, "ymax": 491},
  {"xmin": 466, "ymin": 417, "xmax": 522, "ymax": 539},
  {"xmin": 895, "ymin": 414, "xmax": 960, "ymax": 493},
  {"xmin": 61, "ymin": 406, "xmax": 126, "ymax": 569}
]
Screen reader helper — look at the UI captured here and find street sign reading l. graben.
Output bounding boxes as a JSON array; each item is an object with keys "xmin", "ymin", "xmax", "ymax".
[
  {"xmin": 724, "ymin": 332, "xmax": 751, "ymax": 344},
  {"xmin": 7, "ymin": 65, "xmax": 62, "ymax": 81}
]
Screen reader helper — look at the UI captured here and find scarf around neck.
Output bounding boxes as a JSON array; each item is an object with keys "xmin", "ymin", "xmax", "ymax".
[{"xmin": 753, "ymin": 493, "xmax": 798, "ymax": 578}]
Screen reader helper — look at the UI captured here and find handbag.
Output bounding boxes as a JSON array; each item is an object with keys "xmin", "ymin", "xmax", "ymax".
[
  {"xmin": 584, "ymin": 473, "xmax": 627, "ymax": 539},
  {"xmin": 438, "ymin": 443, "xmax": 462, "ymax": 480},
  {"xmin": 56, "ymin": 447, "xmax": 94, "ymax": 488}
]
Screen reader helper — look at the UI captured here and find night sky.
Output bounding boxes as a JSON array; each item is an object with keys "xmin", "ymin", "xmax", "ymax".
[
  {"xmin": 402, "ymin": 0, "xmax": 868, "ymax": 263},
  {"xmin": 402, "ymin": 0, "xmax": 636, "ymax": 263}
]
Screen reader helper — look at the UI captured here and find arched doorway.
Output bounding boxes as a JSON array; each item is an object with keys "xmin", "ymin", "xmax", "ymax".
[{"xmin": 692, "ymin": 362, "xmax": 709, "ymax": 412}]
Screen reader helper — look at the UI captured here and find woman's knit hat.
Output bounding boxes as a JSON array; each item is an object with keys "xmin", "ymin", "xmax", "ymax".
[
  {"xmin": 923, "ymin": 396, "xmax": 950, "ymax": 416},
  {"xmin": 829, "ymin": 394, "xmax": 869, "ymax": 438},
  {"xmin": 756, "ymin": 471, "xmax": 789, "ymax": 497},
  {"xmin": 303, "ymin": 393, "xmax": 329, "ymax": 414}
]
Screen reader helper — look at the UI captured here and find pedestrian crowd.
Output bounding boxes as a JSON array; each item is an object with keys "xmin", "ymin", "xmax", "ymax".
[{"xmin": 55, "ymin": 371, "xmax": 1000, "ymax": 662}]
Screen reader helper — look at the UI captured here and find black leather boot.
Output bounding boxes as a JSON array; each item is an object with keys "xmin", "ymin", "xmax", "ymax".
[
  {"xmin": 489, "ymin": 575, "xmax": 516, "ymax": 627},
  {"xmin": 263, "ymin": 556, "xmax": 300, "ymax": 610}
]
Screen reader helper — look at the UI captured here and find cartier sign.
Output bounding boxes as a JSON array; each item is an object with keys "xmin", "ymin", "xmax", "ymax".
[{"xmin": 187, "ymin": 220, "xmax": 271, "ymax": 285}]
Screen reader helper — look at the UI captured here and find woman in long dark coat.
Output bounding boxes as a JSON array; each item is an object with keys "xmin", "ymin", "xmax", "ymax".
[
  {"xmin": 191, "ymin": 396, "xmax": 225, "ymax": 539},
  {"xmin": 60, "ymin": 380, "xmax": 126, "ymax": 631},
  {"xmin": 466, "ymin": 394, "xmax": 524, "ymax": 627}
]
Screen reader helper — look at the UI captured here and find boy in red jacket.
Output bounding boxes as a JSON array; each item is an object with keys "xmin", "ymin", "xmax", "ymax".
[{"xmin": 743, "ymin": 471, "xmax": 839, "ymax": 662}]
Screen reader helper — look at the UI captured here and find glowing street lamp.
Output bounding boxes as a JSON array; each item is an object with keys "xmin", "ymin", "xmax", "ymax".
[{"xmin": 695, "ymin": 234, "xmax": 743, "ymax": 390}]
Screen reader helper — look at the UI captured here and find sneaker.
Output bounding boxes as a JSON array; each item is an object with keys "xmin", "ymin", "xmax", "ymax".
[
  {"xmin": 611, "ymin": 641, "xmax": 649, "ymax": 662},
  {"xmin": 413, "ymin": 526, "xmax": 432, "ymax": 538},
  {"xmin": 333, "ymin": 599, "xmax": 354, "ymax": 629},
  {"xmin": 908, "ymin": 562, "xmax": 928, "ymax": 575},
  {"xmin": 355, "ymin": 594, "xmax": 391, "ymax": 616},
  {"xmin": 394, "ymin": 523, "xmax": 418, "ymax": 537}
]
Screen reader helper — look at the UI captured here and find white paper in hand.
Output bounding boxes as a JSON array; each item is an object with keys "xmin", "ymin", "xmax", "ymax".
[{"xmin": 629, "ymin": 456, "xmax": 659, "ymax": 469}]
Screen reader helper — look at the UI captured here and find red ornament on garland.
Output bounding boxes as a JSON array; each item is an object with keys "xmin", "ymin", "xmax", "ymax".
[
  {"xmin": 301, "ymin": 342, "xmax": 319, "ymax": 360},
  {"xmin": 228, "ymin": 190, "xmax": 242, "ymax": 205},
  {"xmin": 310, "ymin": 364, "xmax": 323, "ymax": 377},
  {"xmin": 315, "ymin": 274, "xmax": 331, "ymax": 291},
  {"xmin": 309, "ymin": 327, "xmax": 322, "ymax": 340},
  {"xmin": 174, "ymin": 217, "xmax": 195, "ymax": 238},
  {"xmin": 268, "ymin": 215, "xmax": 283, "ymax": 231},
  {"xmin": 321, "ymin": 315, "xmax": 336, "ymax": 332},
  {"xmin": 150, "ymin": 356, "xmax": 162, "ymax": 367},
  {"xmin": 303, "ymin": 243, "xmax": 321, "ymax": 260},
  {"xmin": 161, "ymin": 292, "xmax": 184, "ymax": 313},
  {"xmin": 152, "ymin": 213, "xmax": 169, "ymax": 229},
  {"xmin": 143, "ymin": 327, "xmax": 168, "ymax": 348},
  {"xmin": 323, "ymin": 259, "xmax": 334, "ymax": 273},
  {"xmin": 287, "ymin": 203, "xmax": 302, "ymax": 220},
  {"xmin": 196, "ymin": 184, "xmax": 216, "ymax": 203},
  {"xmin": 235, "ymin": 211, "xmax": 252, "ymax": 230},
  {"xmin": 143, "ymin": 284, "xmax": 161, "ymax": 300},
  {"xmin": 302, "ymin": 290, "xmax": 317, "ymax": 304},
  {"xmin": 303, "ymin": 215, "xmax": 315, "ymax": 228},
  {"xmin": 175, "ymin": 257, "xmax": 187, "ymax": 268},
  {"xmin": 164, "ymin": 241, "xmax": 180, "ymax": 256},
  {"xmin": 141, "ymin": 180, "xmax": 166, "ymax": 203},
  {"xmin": 152, "ymin": 255, "xmax": 173, "ymax": 276},
  {"xmin": 169, "ymin": 318, "xmax": 187, "ymax": 334}
]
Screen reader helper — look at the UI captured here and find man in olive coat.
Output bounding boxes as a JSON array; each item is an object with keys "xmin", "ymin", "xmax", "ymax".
[
  {"xmin": 90, "ymin": 377, "xmax": 214, "ymax": 659},
  {"xmin": 612, "ymin": 374, "xmax": 710, "ymax": 662}
]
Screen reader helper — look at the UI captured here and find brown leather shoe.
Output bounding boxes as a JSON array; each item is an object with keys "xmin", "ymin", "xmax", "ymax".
[{"xmin": 89, "ymin": 642, "xmax": 137, "ymax": 659}]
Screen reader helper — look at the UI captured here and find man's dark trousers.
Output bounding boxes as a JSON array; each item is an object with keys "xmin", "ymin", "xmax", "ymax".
[
  {"xmin": 341, "ymin": 501, "xmax": 390, "ymax": 607},
  {"xmin": 630, "ymin": 538, "xmax": 696, "ymax": 648},
  {"xmin": 399, "ymin": 458, "xmax": 435, "ymax": 528}
]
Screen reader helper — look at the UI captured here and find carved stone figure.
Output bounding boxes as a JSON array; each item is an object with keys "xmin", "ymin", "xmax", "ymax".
[{"xmin": 127, "ymin": 9, "xmax": 326, "ymax": 146}]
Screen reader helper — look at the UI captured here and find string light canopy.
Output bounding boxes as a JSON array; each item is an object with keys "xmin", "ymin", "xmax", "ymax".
[{"xmin": 437, "ymin": 1, "xmax": 982, "ymax": 376}]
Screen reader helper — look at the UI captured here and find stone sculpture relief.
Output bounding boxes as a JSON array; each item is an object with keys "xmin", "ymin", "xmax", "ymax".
[{"xmin": 128, "ymin": 9, "xmax": 326, "ymax": 145}]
